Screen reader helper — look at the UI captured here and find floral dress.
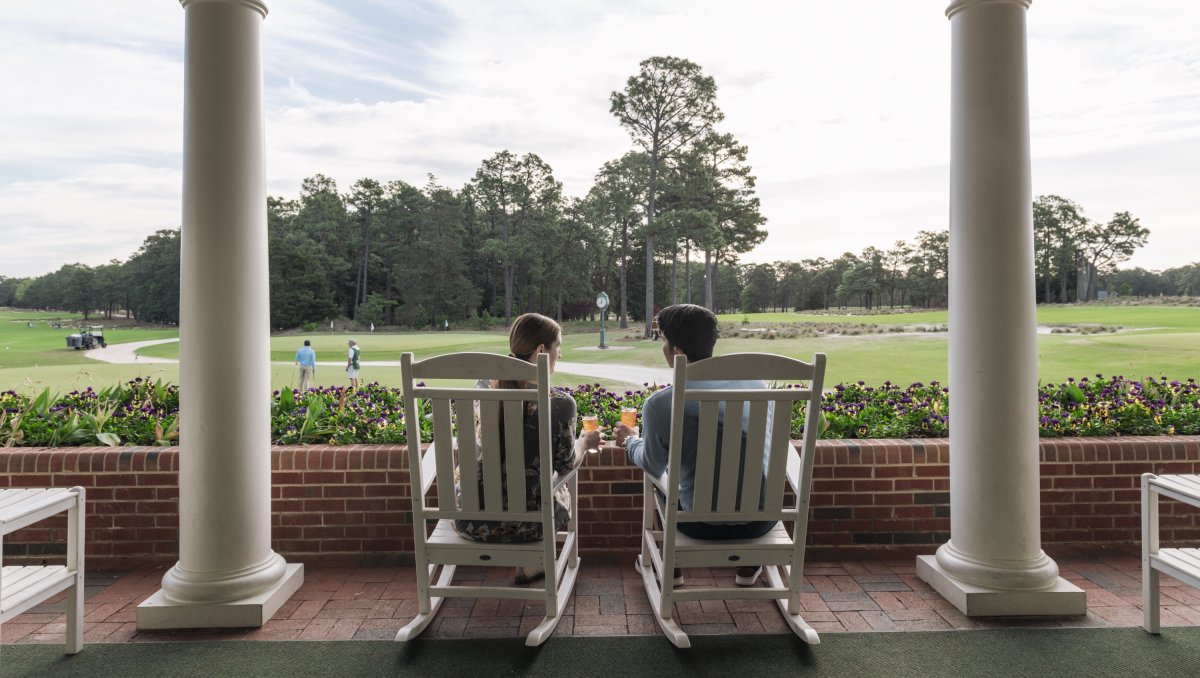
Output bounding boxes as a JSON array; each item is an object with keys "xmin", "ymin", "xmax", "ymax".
[{"xmin": 454, "ymin": 389, "xmax": 577, "ymax": 543}]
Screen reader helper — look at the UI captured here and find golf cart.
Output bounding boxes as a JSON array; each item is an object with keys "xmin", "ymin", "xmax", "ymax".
[{"xmin": 66, "ymin": 326, "xmax": 107, "ymax": 350}]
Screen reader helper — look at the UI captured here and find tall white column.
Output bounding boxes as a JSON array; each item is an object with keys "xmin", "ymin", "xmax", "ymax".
[
  {"xmin": 138, "ymin": 0, "xmax": 302, "ymax": 629},
  {"xmin": 916, "ymin": 0, "xmax": 1084, "ymax": 616}
]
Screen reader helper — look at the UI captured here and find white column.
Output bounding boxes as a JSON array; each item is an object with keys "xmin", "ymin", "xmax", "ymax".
[
  {"xmin": 138, "ymin": 0, "xmax": 302, "ymax": 629},
  {"xmin": 916, "ymin": 0, "xmax": 1084, "ymax": 616}
]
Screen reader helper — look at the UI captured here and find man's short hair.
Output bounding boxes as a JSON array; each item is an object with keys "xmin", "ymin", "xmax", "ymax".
[
  {"xmin": 656, "ymin": 304, "xmax": 718, "ymax": 362},
  {"xmin": 348, "ymin": 339, "xmax": 357, "ymax": 346},
  {"xmin": 303, "ymin": 339, "xmax": 311, "ymax": 346}
]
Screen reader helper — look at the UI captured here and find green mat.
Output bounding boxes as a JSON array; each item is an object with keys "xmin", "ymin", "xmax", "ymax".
[{"xmin": 4, "ymin": 627, "xmax": 1198, "ymax": 678}]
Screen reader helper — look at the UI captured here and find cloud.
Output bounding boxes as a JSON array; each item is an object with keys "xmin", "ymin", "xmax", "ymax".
[
  {"xmin": 0, "ymin": 164, "xmax": 181, "ymax": 273},
  {"xmin": 1, "ymin": 0, "xmax": 1198, "ymax": 280}
]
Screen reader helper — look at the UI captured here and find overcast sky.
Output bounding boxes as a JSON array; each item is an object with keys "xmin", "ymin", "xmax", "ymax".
[{"xmin": 1, "ymin": 0, "xmax": 1197, "ymax": 279}]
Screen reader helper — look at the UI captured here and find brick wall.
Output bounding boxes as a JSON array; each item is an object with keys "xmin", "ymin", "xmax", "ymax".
[{"xmin": 2, "ymin": 437, "xmax": 1198, "ymax": 567}]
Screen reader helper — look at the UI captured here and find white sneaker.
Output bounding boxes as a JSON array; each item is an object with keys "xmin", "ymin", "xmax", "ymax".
[{"xmin": 734, "ymin": 566, "xmax": 762, "ymax": 586}]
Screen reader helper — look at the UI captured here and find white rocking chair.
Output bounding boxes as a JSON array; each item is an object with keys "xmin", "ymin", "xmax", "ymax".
[
  {"xmin": 635, "ymin": 352, "xmax": 827, "ymax": 648},
  {"xmin": 395, "ymin": 352, "xmax": 580, "ymax": 646}
]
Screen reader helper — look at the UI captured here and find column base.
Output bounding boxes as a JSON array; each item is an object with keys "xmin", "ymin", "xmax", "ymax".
[
  {"xmin": 917, "ymin": 556, "xmax": 1085, "ymax": 616},
  {"xmin": 136, "ymin": 563, "xmax": 303, "ymax": 630}
]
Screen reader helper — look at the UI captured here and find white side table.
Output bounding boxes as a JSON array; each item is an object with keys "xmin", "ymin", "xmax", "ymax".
[
  {"xmin": 0, "ymin": 487, "xmax": 86, "ymax": 654},
  {"xmin": 1142, "ymin": 473, "xmax": 1200, "ymax": 634}
]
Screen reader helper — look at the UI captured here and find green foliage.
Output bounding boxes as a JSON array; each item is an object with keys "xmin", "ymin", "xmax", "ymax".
[
  {"xmin": 611, "ymin": 56, "xmax": 725, "ymax": 334},
  {"xmin": 0, "ymin": 378, "xmax": 179, "ymax": 447},
  {"xmin": 269, "ymin": 225, "xmax": 339, "ymax": 329},
  {"xmin": 470, "ymin": 151, "xmax": 565, "ymax": 324},
  {"xmin": 0, "ymin": 276, "xmax": 22, "ymax": 307},
  {"xmin": 8, "ymin": 373, "xmax": 1200, "ymax": 447},
  {"xmin": 809, "ymin": 380, "xmax": 949, "ymax": 440},
  {"xmin": 355, "ymin": 292, "xmax": 396, "ymax": 328},
  {"xmin": 473, "ymin": 310, "xmax": 500, "ymax": 331},
  {"xmin": 125, "ymin": 230, "xmax": 181, "ymax": 324},
  {"xmin": 567, "ymin": 382, "xmax": 662, "ymax": 431},
  {"xmin": 412, "ymin": 305, "xmax": 431, "ymax": 329}
]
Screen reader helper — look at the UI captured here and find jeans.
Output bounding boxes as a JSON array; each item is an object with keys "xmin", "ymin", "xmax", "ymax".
[{"xmin": 677, "ymin": 518, "xmax": 777, "ymax": 540}]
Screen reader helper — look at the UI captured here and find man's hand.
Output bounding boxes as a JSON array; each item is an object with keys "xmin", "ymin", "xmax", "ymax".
[
  {"xmin": 613, "ymin": 423, "xmax": 638, "ymax": 449},
  {"xmin": 578, "ymin": 428, "xmax": 602, "ymax": 451}
]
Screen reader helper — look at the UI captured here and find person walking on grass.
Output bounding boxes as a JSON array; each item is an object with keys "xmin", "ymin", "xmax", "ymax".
[
  {"xmin": 614, "ymin": 303, "xmax": 775, "ymax": 588},
  {"xmin": 294, "ymin": 339, "xmax": 316, "ymax": 392},
  {"xmin": 346, "ymin": 339, "xmax": 361, "ymax": 391}
]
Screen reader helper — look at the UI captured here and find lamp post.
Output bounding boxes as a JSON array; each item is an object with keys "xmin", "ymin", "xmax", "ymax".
[{"xmin": 596, "ymin": 291, "xmax": 609, "ymax": 349}]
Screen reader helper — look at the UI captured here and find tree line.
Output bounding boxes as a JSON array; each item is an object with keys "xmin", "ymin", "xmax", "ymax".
[
  {"xmin": 736, "ymin": 194, "xmax": 1152, "ymax": 312},
  {"xmin": 3, "ymin": 189, "xmax": 1164, "ymax": 325}
]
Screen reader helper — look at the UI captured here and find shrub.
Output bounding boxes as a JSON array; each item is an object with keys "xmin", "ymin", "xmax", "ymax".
[
  {"xmin": 5, "ymin": 374, "xmax": 1200, "ymax": 446},
  {"xmin": 474, "ymin": 310, "xmax": 497, "ymax": 331}
]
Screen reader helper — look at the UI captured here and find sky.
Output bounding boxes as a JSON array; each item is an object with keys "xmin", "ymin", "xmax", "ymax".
[{"xmin": 1, "ymin": 0, "xmax": 1197, "ymax": 280}]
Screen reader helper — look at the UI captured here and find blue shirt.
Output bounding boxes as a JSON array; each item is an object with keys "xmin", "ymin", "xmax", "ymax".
[
  {"xmin": 625, "ymin": 379, "xmax": 773, "ymax": 513},
  {"xmin": 294, "ymin": 346, "xmax": 316, "ymax": 367}
]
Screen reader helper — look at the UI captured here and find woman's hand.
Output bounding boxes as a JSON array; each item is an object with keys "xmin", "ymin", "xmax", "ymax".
[{"xmin": 570, "ymin": 428, "xmax": 603, "ymax": 468}]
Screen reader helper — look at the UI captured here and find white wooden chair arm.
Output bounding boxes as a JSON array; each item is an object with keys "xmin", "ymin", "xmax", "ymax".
[
  {"xmin": 551, "ymin": 465, "xmax": 581, "ymax": 494},
  {"xmin": 419, "ymin": 442, "xmax": 439, "ymax": 497},
  {"xmin": 649, "ymin": 472, "xmax": 670, "ymax": 495},
  {"xmin": 647, "ymin": 474, "xmax": 671, "ymax": 523},
  {"xmin": 784, "ymin": 445, "xmax": 803, "ymax": 493}
]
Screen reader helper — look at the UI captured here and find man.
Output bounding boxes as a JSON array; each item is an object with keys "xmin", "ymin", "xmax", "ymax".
[
  {"xmin": 346, "ymin": 339, "xmax": 361, "ymax": 390},
  {"xmin": 294, "ymin": 339, "xmax": 316, "ymax": 392},
  {"xmin": 615, "ymin": 304, "xmax": 774, "ymax": 587}
]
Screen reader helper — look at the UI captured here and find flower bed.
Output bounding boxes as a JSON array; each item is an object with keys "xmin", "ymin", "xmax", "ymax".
[{"xmin": 3, "ymin": 375, "xmax": 1199, "ymax": 447}]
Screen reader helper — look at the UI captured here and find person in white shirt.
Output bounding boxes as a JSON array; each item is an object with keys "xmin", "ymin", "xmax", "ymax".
[{"xmin": 346, "ymin": 339, "xmax": 361, "ymax": 390}]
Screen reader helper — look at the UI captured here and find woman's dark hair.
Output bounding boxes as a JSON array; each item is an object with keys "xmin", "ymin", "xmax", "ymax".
[
  {"xmin": 498, "ymin": 313, "xmax": 561, "ymax": 395},
  {"xmin": 656, "ymin": 304, "xmax": 718, "ymax": 362}
]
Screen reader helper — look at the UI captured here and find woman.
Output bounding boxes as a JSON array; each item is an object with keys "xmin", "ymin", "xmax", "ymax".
[{"xmin": 454, "ymin": 313, "xmax": 600, "ymax": 581}]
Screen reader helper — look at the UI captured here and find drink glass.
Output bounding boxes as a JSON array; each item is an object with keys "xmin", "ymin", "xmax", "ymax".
[
  {"xmin": 620, "ymin": 408, "xmax": 637, "ymax": 428},
  {"xmin": 581, "ymin": 415, "xmax": 600, "ymax": 454}
]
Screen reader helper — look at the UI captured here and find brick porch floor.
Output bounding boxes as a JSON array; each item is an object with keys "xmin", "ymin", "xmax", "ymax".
[{"xmin": 3, "ymin": 546, "xmax": 1199, "ymax": 645}]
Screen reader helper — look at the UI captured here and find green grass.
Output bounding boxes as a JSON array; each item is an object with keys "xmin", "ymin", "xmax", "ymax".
[
  {"xmin": 135, "ymin": 332, "xmax": 513, "ymax": 362},
  {"xmin": 1035, "ymin": 304, "xmax": 1200, "ymax": 330},
  {"xmin": 0, "ymin": 309, "xmax": 178, "ymax": 367},
  {"xmin": 4, "ymin": 304, "xmax": 1200, "ymax": 395},
  {"xmin": 720, "ymin": 305, "xmax": 1200, "ymax": 330},
  {"xmin": 717, "ymin": 309, "xmax": 951, "ymax": 325},
  {"xmin": 0, "ymin": 310, "xmax": 179, "ymax": 393}
]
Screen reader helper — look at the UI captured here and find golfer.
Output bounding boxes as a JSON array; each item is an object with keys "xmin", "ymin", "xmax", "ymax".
[
  {"xmin": 294, "ymin": 339, "xmax": 316, "ymax": 392},
  {"xmin": 346, "ymin": 339, "xmax": 361, "ymax": 390}
]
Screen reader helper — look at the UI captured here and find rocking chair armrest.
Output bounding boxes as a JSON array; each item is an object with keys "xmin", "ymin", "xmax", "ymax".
[
  {"xmin": 647, "ymin": 472, "xmax": 670, "ymax": 496},
  {"xmin": 419, "ymin": 442, "xmax": 440, "ymax": 497},
  {"xmin": 785, "ymin": 444, "xmax": 803, "ymax": 494},
  {"xmin": 646, "ymin": 473, "xmax": 671, "ymax": 524},
  {"xmin": 551, "ymin": 464, "xmax": 581, "ymax": 495}
]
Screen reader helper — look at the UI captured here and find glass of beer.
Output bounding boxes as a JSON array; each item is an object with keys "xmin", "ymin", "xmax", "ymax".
[
  {"xmin": 620, "ymin": 408, "xmax": 637, "ymax": 428},
  {"xmin": 581, "ymin": 415, "xmax": 600, "ymax": 454}
]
